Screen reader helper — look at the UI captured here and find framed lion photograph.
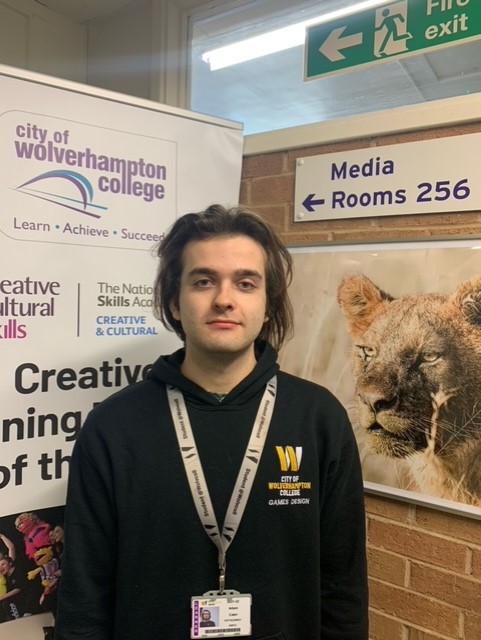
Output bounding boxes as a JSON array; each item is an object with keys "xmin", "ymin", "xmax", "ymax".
[{"xmin": 278, "ymin": 238, "xmax": 481, "ymax": 518}]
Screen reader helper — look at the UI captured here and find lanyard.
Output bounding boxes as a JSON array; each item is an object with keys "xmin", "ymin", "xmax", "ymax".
[{"xmin": 167, "ymin": 375, "xmax": 277, "ymax": 593}]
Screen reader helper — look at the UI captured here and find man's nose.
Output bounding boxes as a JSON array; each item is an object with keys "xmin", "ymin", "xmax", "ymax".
[{"xmin": 212, "ymin": 283, "xmax": 235, "ymax": 310}]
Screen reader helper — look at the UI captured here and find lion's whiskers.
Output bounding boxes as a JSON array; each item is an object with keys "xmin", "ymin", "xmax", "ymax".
[{"xmin": 417, "ymin": 399, "xmax": 481, "ymax": 458}]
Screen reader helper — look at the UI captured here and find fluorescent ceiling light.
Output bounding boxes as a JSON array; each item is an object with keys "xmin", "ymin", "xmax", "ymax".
[{"xmin": 202, "ymin": 0, "xmax": 390, "ymax": 70}]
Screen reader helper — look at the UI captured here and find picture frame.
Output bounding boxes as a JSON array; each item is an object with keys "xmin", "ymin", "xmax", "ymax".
[{"xmin": 279, "ymin": 237, "xmax": 481, "ymax": 519}]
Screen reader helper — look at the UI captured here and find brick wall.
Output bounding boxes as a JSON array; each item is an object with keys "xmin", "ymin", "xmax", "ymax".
[{"xmin": 241, "ymin": 121, "xmax": 481, "ymax": 640}]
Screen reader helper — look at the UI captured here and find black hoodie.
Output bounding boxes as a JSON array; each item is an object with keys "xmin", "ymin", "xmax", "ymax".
[{"xmin": 56, "ymin": 342, "xmax": 368, "ymax": 640}]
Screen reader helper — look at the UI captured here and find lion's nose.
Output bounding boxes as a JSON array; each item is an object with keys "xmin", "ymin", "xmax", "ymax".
[{"xmin": 358, "ymin": 392, "xmax": 397, "ymax": 414}]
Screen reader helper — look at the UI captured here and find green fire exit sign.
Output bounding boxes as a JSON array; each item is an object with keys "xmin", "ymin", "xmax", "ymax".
[{"xmin": 305, "ymin": 0, "xmax": 481, "ymax": 80}]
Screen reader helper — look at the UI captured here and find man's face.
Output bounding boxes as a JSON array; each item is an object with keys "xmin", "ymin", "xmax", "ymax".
[
  {"xmin": 202, "ymin": 610, "xmax": 211, "ymax": 621},
  {"xmin": 171, "ymin": 235, "xmax": 268, "ymax": 361}
]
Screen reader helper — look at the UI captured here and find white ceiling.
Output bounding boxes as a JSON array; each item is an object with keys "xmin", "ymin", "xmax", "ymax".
[
  {"xmin": 38, "ymin": 0, "xmax": 132, "ymax": 23},
  {"xmin": 39, "ymin": 0, "xmax": 224, "ymax": 24}
]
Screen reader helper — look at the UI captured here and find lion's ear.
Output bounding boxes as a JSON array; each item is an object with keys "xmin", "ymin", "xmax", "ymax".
[
  {"xmin": 337, "ymin": 273, "xmax": 393, "ymax": 338},
  {"xmin": 451, "ymin": 276, "xmax": 481, "ymax": 328}
]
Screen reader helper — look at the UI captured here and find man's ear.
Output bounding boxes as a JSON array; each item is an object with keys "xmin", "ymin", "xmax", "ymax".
[{"xmin": 170, "ymin": 301, "xmax": 180, "ymax": 321}]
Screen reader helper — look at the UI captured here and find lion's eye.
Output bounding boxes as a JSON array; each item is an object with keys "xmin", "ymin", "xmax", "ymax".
[
  {"xmin": 357, "ymin": 345, "xmax": 376, "ymax": 361},
  {"xmin": 422, "ymin": 352, "xmax": 440, "ymax": 363}
]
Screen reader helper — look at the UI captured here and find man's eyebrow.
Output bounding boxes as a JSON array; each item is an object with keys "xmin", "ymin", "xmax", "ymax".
[
  {"xmin": 234, "ymin": 269, "xmax": 263, "ymax": 279},
  {"xmin": 186, "ymin": 267, "xmax": 217, "ymax": 278},
  {"xmin": 186, "ymin": 267, "xmax": 263, "ymax": 279}
]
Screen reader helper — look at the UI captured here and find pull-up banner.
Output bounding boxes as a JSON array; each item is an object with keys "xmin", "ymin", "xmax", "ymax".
[{"xmin": 0, "ymin": 65, "xmax": 243, "ymax": 635}]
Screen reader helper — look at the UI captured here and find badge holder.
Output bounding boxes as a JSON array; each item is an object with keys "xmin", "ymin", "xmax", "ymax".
[{"xmin": 191, "ymin": 589, "xmax": 251, "ymax": 638}]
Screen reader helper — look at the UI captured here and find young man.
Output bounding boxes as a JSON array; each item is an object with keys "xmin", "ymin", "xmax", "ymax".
[{"xmin": 56, "ymin": 205, "xmax": 368, "ymax": 639}]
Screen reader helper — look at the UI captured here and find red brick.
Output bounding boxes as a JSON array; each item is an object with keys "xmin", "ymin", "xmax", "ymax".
[
  {"xmin": 282, "ymin": 230, "xmax": 334, "ymax": 246},
  {"xmin": 410, "ymin": 562, "xmax": 481, "ymax": 612},
  {"xmin": 464, "ymin": 612, "xmax": 481, "ymax": 640},
  {"xmin": 239, "ymin": 179, "xmax": 251, "ymax": 205},
  {"xmin": 252, "ymin": 205, "xmax": 288, "ymax": 234},
  {"xmin": 375, "ymin": 212, "xmax": 479, "ymax": 228},
  {"xmin": 369, "ymin": 579, "xmax": 459, "ymax": 636},
  {"xmin": 368, "ymin": 519, "xmax": 466, "ymax": 571},
  {"xmin": 285, "ymin": 214, "xmax": 376, "ymax": 233},
  {"xmin": 416, "ymin": 507, "xmax": 481, "ymax": 545},
  {"xmin": 469, "ymin": 548, "xmax": 481, "ymax": 579},
  {"xmin": 407, "ymin": 628, "xmax": 456, "ymax": 640},
  {"xmin": 377, "ymin": 122, "xmax": 481, "ymax": 147},
  {"xmin": 368, "ymin": 547, "xmax": 406, "ymax": 586},
  {"xmin": 251, "ymin": 174, "xmax": 293, "ymax": 204},
  {"xmin": 369, "ymin": 609, "xmax": 404, "ymax": 640},
  {"xmin": 242, "ymin": 153, "xmax": 286, "ymax": 179},
  {"xmin": 365, "ymin": 495, "xmax": 412, "ymax": 523}
]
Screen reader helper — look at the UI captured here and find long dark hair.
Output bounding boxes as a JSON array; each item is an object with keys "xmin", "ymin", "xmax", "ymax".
[{"xmin": 153, "ymin": 204, "xmax": 294, "ymax": 351}]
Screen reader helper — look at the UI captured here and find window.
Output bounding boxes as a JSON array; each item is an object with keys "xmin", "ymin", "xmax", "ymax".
[{"xmin": 188, "ymin": 0, "xmax": 481, "ymax": 135}]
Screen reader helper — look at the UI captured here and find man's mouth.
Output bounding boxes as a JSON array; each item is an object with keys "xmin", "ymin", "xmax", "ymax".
[{"xmin": 207, "ymin": 319, "xmax": 240, "ymax": 327}]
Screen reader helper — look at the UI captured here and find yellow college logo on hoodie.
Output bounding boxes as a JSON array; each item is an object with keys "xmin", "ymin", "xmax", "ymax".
[{"xmin": 275, "ymin": 446, "xmax": 303, "ymax": 472}]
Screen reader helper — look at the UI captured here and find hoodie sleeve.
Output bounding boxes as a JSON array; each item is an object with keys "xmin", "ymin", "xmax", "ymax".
[
  {"xmin": 319, "ymin": 403, "xmax": 369, "ymax": 640},
  {"xmin": 55, "ymin": 416, "xmax": 117, "ymax": 640}
]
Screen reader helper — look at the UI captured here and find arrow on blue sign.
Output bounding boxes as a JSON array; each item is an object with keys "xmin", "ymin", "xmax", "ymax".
[{"xmin": 302, "ymin": 193, "xmax": 325, "ymax": 212}]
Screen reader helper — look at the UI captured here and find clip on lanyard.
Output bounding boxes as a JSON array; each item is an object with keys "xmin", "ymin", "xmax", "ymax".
[{"xmin": 167, "ymin": 376, "xmax": 277, "ymax": 593}]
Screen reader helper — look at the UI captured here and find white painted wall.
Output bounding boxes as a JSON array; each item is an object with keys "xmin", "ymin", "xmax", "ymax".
[
  {"xmin": 85, "ymin": 0, "xmax": 190, "ymax": 104},
  {"xmin": 0, "ymin": 0, "xmax": 87, "ymax": 83},
  {"xmin": 0, "ymin": 0, "xmax": 188, "ymax": 106},
  {"xmin": 86, "ymin": 0, "xmax": 153, "ymax": 99}
]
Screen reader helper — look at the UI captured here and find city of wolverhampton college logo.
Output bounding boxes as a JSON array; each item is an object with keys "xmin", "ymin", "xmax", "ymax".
[
  {"xmin": 275, "ymin": 445, "xmax": 303, "ymax": 472},
  {"xmin": 16, "ymin": 170, "xmax": 107, "ymax": 218},
  {"xmin": 268, "ymin": 446, "xmax": 311, "ymax": 506}
]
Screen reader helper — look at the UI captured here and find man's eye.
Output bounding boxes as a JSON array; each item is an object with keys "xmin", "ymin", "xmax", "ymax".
[
  {"xmin": 238, "ymin": 281, "xmax": 255, "ymax": 290},
  {"xmin": 194, "ymin": 278, "xmax": 212, "ymax": 288}
]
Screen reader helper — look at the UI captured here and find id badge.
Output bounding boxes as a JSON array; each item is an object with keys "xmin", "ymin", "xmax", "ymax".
[{"xmin": 191, "ymin": 590, "xmax": 251, "ymax": 638}]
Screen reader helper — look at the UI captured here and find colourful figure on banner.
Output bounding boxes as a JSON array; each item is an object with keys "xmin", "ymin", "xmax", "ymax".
[
  {"xmin": 49, "ymin": 524, "xmax": 64, "ymax": 562},
  {"xmin": 14, "ymin": 512, "xmax": 51, "ymax": 560},
  {"xmin": 28, "ymin": 546, "xmax": 60, "ymax": 606},
  {"xmin": 0, "ymin": 555, "xmax": 28, "ymax": 621},
  {"xmin": 0, "ymin": 533, "xmax": 16, "ymax": 599}
]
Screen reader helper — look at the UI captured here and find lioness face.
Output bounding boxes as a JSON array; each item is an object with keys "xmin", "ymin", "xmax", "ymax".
[{"xmin": 338, "ymin": 274, "xmax": 481, "ymax": 460}]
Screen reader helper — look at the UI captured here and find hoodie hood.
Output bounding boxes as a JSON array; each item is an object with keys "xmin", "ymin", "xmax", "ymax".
[{"xmin": 147, "ymin": 340, "xmax": 279, "ymax": 407}]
